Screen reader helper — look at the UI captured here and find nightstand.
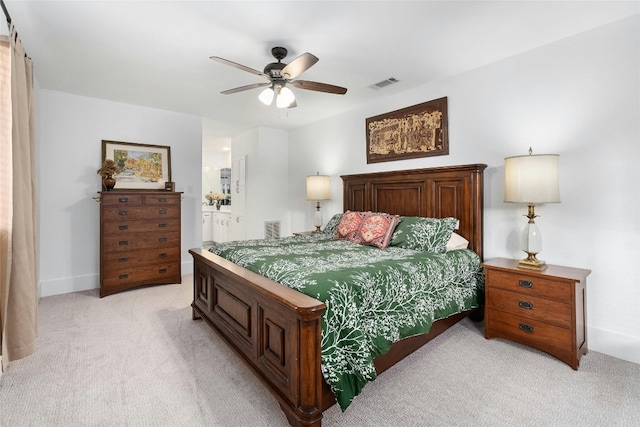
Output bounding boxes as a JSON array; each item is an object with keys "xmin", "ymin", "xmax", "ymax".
[
  {"xmin": 482, "ymin": 258, "xmax": 590, "ymax": 370},
  {"xmin": 292, "ymin": 231, "xmax": 317, "ymax": 237}
]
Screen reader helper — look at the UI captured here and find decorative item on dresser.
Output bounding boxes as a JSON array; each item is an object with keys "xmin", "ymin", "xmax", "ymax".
[
  {"xmin": 99, "ymin": 191, "xmax": 182, "ymax": 298},
  {"xmin": 97, "ymin": 159, "xmax": 119, "ymax": 191},
  {"xmin": 483, "ymin": 257, "xmax": 591, "ymax": 370}
]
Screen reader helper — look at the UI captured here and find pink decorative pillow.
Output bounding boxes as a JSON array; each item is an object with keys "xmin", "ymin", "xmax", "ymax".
[
  {"xmin": 333, "ymin": 210, "xmax": 368, "ymax": 241},
  {"xmin": 353, "ymin": 212, "xmax": 400, "ymax": 249}
]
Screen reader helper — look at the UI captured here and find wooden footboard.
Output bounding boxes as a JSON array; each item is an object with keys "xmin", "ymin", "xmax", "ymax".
[
  {"xmin": 190, "ymin": 248, "xmax": 326, "ymax": 427},
  {"xmin": 191, "ymin": 248, "xmax": 481, "ymax": 426}
]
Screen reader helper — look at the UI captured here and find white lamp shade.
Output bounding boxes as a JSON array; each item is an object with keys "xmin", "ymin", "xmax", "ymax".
[
  {"xmin": 504, "ymin": 153, "xmax": 560, "ymax": 204},
  {"xmin": 258, "ymin": 87, "xmax": 274, "ymax": 105},
  {"xmin": 276, "ymin": 86, "xmax": 296, "ymax": 108},
  {"xmin": 306, "ymin": 175, "xmax": 331, "ymax": 201}
]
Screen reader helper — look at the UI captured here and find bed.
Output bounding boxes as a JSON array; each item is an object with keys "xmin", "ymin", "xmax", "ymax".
[{"xmin": 189, "ymin": 163, "xmax": 486, "ymax": 426}]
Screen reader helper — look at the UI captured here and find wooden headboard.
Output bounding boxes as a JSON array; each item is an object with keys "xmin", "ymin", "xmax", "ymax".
[{"xmin": 341, "ymin": 164, "xmax": 487, "ymax": 260}]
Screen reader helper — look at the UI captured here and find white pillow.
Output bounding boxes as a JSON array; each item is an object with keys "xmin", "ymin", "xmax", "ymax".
[{"xmin": 446, "ymin": 232, "xmax": 469, "ymax": 251}]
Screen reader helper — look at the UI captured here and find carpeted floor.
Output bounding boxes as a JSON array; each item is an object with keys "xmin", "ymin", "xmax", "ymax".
[{"xmin": 1, "ymin": 275, "xmax": 638, "ymax": 426}]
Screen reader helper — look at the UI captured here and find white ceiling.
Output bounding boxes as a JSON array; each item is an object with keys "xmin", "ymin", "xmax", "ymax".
[{"xmin": 4, "ymin": 1, "xmax": 639, "ymax": 146}]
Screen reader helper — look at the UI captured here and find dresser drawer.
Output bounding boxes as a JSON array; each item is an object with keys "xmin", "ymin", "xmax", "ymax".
[
  {"xmin": 144, "ymin": 194, "xmax": 180, "ymax": 205},
  {"xmin": 102, "ymin": 231, "xmax": 180, "ymax": 253},
  {"xmin": 101, "ymin": 193, "xmax": 144, "ymax": 206},
  {"xmin": 102, "ymin": 218, "xmax": 180, "ymax": 235},
  {"xmin": 486, "ymin": 269, "xmax": 572, "ymax": 302},
  {"xmin": 102, "ymin": 206, "xmax": 180, "ymax": 221},
  {"xmin": 102, "ymin": 246, "xmax": 180, "ymax": 270},
  {"xmin": 101, "ymin": 263, "xmax": 181, "ymax": 289},
  {"xmin": 486, "ymin": 308, "xmax": 572, "ymax": 352},
  {"xmin": 487, "ymin": 287, "xmax": 572, "ymax": 328}
]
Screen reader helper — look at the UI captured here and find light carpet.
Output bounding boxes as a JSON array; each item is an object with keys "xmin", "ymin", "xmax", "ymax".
[{"xmin": 1, "ymin": 275, "xmax": 638, "ymax": 426}]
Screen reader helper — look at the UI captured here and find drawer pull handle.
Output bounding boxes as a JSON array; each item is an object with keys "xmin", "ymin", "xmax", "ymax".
[
  {"xmin": 118, "ymin": 211, "xmax": 128, "ymax": 216},
  {"xmin": 118, "ymin": 257, "xmax": 128, "ymax": 263},
  {"xmin": 119, "ymin": 274, "xmax": 128, "ymax": 280},
  {"xmin": 159, "ymin": 237, "xmax": 167, "ymax": 242},
  {"xmin": 159, "ymin": 209, "xmax": 167, "ymax": 214},
  {"xmin": 158, "ymin": 197, "xmax": 166, "ymax": 202},
  {"xmin": 518, "ymin": 279, "xmax": 533, "ymax": 288},
  {"xmin": 118, "ymin": 240, "xmax": 128, "ymax": 246},
  {"xmin": 159, "ymin": 268, "xmax": 167, "ymax": 274},
  {"xmin": 118, "ymin": 197, "xmax": 128, "ymax": 203},
  {"xmin": 519, "ymin": 323, "xmax": 534, "ymax": 333},
  {"xmin": 159, "ymin": 253, "xmax": 167, "ymax": 258},
  {"xmin": 118, "ymin": 225, "xmax": 128, "ymax": 230},
  {"xmin": 158, "ymin": 223, "xmax": 167, "ymax": 228},
  {"xmin": 518, "ymin": 301, "xmax": 534, "ymax": 310}
]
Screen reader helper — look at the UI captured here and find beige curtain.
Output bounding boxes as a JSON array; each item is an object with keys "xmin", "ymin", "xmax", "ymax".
[{"xmin": 0, "ymin": 26, "xmax": 37, "ymax": 371}]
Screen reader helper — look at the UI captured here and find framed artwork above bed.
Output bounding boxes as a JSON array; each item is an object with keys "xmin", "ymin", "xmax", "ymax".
[
  {"xmin": 365, "ymin": 97, "xmax": 448, "ymax": 164},
  {"xmin": 102, "ymin": 140, "xmax": 171, "ymax": 190}
]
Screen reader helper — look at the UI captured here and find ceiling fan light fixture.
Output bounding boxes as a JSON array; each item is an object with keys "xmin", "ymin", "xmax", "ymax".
[
  {"xmin": 258, "ymin": 87, "xmax": 275, "ymax": 105},
  {"xmin": 276, "ymin": 86, "xmax": 296, "ymax": 108}
]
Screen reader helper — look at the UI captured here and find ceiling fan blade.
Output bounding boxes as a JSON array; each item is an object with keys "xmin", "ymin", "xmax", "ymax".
[
  {"xmin": 210, "ymin": 56, "xmax": 270, "ymax": 80},
  {"xmin": 290, "ymin": 80, "xmax": 347, "ymax": 95},
  {"xmin": 281, "ymin": 53, "xmax": 318, "ymax": 79},
  {"xmin": 221, "ymin": 82, "xmax": 270, "ymax": 95}
]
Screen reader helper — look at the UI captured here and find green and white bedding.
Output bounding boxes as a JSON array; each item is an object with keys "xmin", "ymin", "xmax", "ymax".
[{"xmin": 209, "ymin": 233, "xmax": 483, "ymax": 411}]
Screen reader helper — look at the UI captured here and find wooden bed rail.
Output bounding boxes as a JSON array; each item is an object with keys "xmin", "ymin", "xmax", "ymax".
[{"xmin": 190, "ymin": 248, "xmax": 327, "ymax": 426}]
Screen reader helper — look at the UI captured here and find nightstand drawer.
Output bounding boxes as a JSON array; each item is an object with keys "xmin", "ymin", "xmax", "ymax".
[
  {"xmin": 487, "ymin": 288, "xmax": 572, "ymax": 327},
  {"xmin": 486, "ymin": 269, "xmax": 572, "ymax": 302},
  {"xmin": 486, "ymin": 308, "xmax": 572, "ymax": 352}
]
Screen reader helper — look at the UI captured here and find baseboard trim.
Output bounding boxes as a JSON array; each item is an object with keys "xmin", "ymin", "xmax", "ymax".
[
  {"xmin": 38, "ymin": 260, "xmax": 194, "ymax": 298},
  {"xmin": 39, "ymin": 273, "xmax": 99, "ymax": 298},
  {"xmin": 589, "ymin": 325, "xmax": 640, "ymax": 365}
]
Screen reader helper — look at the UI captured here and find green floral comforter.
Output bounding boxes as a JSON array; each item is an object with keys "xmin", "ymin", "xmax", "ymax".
[{"xmin": 209, "ymin": 233, "xmax": 483, "ymax": 411}]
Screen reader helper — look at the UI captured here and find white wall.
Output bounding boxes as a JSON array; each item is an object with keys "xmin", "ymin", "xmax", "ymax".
[
  {"xmin": 231, "ymin": 127, "xmax": 289, "ymax": 238},
  {"xmin": 288, "ymin": 16, "xmax": 640, "ymax": 364},
  {"xmin": 37, "ymin": 90, "xmax": 203, "ymax": 296}
]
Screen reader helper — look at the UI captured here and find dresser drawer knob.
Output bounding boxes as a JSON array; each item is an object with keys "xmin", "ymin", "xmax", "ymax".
[
  {"xmin": 158, "ymin": 197, "xmax": 166, "ymax": 202},
  {"xmin": 158, "ymin": 223, "xmax": 167, "ymax": 228},
  {"xmin": 159, "ymin": 268, "xmax": 167, "ymax": 274},
  {"xmin": 159, "ymin": 253, "xmax": 167, "ymax": 258},
  {"xmin": 518, "ymin": 279, "xmax": 533, "ymax": 288},
  {"xmin": 118, "ymin": 211, "xmax": 128, "ymax": 216},
  {"xmin": 519, "ymin": 323, "xmax": 534, "ymax": 333},
  {"xmin": 118, "ymin": 197, "xmax": 128, "ymax": 203},
  {"xmin": 118, "ymin": 225, "xmax": 128, "ymax": 230},
  {"xmin": 118, "ymin": 240, "xmax": 128, "ymax": 246},
  {"xmin": 159, "ymin": 209, "xmax": 167, "ymax": 214},
  {"xmin": 118, "ymin": 257, "xmax": 128, "ymax": 263},
  {"xmin": 518, "ymin": 301, "xmax": 534, "ymax": 310},
  {"xmin": 159, "ymin": 237, "xmax": 167, "ymax": 243},
  {"xmin": 119, "ymin": 274, "xmax": 128, "ymax": 280}
]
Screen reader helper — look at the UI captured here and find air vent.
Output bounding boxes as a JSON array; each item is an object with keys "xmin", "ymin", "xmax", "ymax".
[
  {"xmin": 370, "ymin": 77, "xmax": 399, "ymax": 89},
  {"xmin": 264, "ymin": 221, "xmax": 281, "ymax": 239}
]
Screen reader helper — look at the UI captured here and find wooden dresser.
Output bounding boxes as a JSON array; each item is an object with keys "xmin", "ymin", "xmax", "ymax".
[
  {"xmin": 100, "ymin": 191, "xmax": 182, "ymax": 297},
  {"xmin": 483, "ymin": 258, "xmax": 590, "ymax": 370}
]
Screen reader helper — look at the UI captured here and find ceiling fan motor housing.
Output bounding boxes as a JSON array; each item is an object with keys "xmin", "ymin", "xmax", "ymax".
[{"xmin": 264, "ymin": 47, "xmax": 288, "ymax": 78}]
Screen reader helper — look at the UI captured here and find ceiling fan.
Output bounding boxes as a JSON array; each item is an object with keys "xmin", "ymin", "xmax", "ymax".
[{"xmin": 210, "ymin": 47, "xmax": 347, "ymax": 109}]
